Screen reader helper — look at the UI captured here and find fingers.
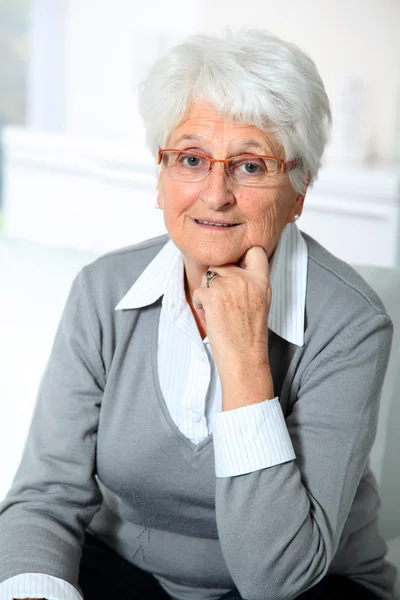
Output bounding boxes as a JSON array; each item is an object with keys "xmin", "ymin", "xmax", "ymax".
[
  {"xmin": 201, "ymin": 247, "xmax": 269, "ymax": 286},
  {"xmin": 192, "ymin": 287, "xmax": 208, "ymax": 323},
  {"xmin": 193, "ymin": 247, "xmax": 270, "ymax": 321},
  {"xmin": 192, "ymin": 286, "xmax": 206, "ymax": 310},
  {"xmin": 237, "ymin": 246, "xmax": 269, "ymax": 279}
]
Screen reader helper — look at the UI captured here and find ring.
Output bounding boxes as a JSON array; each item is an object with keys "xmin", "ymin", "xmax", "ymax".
[{"xmin": 206, "ymin": 270, "xmax": 219, "ymax": 288}]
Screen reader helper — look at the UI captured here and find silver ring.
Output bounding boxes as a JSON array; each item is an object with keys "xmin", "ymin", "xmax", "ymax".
[{"xmin": 206, "ymin": 270, "xmax": 219, "ymax": 288}]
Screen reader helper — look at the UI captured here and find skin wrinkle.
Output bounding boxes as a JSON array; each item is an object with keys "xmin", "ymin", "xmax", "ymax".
[{"xmin": 156, "ymin": 101, "xmax": 305, "ymax": 338}]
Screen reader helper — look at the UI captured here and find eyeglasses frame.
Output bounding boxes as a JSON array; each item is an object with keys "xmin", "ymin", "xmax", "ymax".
[{"xmin": 157, "ymin": 149, "xmax": 300, "ymax": 184}]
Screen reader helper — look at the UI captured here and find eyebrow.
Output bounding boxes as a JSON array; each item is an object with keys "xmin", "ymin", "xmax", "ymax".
[
  {"xmin": 171, "ymin": 134, "xmax": 271, "ymax": 154},
  {"xmin": 173, "ymin": 134, "xmax": 204, "ymax": 145},
  {"xmin": 241, "ymin": 140, "xmax": 270, "ymax": 153}
]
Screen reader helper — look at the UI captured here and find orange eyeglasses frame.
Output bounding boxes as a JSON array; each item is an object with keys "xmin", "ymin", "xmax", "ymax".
[{"xmin": 157, "ymin": 149, "xmax": 300, "ymax": 175}]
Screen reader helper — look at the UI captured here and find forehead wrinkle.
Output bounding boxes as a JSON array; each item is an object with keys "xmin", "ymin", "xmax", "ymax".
[
  {"xmin": 168, "ymin": 109, "xmax": 282, "ymax": 156},
  {"xmin": 171, "ymin": 133, "xmax": 275, "ymax": 156}
]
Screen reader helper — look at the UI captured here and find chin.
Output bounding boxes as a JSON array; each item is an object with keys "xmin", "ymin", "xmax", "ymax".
[{"xmin": 189, "ymin": 247, "xmax": 242, "ymax": 267}]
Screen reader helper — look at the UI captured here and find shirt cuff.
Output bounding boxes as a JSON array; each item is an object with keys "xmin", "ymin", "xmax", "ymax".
[
  {"xmin": 213, "ymin": 397, "xmax": 296, "ymax": 477},
  {"xmin": 0, "ymin": 573, "xmax": 83, "ymax": 600}
]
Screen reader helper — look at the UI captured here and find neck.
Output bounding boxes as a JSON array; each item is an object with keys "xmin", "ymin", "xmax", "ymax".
[
  {"xmin": 182, "ymin": 253, "xmax": 209, "ymax": 299},
  {"xmin": 183, "ymin": 262, "xmax": 208, "ymax": 340}
]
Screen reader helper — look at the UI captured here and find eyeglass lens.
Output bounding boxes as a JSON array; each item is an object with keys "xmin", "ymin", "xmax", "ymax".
[{"xmin": 161, "ymin": 151, "xmax": 280, "ymax": 184}]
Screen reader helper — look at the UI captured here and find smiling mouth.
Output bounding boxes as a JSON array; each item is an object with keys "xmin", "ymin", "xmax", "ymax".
[{"xmin": 193, "ymin": 219, "xmax": 240, "ymax": 228}]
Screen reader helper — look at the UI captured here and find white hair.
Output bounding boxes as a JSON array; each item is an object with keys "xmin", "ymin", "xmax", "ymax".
[{"xmin": 138, "ymin": 28, "xmax": 331, "ymax": 194}]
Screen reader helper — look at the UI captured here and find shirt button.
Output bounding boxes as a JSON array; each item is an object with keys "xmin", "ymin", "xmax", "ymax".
[{"xmin": 192, "ymin": 411, "xmax": 202, "ymax": 423}]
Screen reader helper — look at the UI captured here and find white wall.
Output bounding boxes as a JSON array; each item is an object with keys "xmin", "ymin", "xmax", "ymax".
[
  {"xmin": 27, "ymin": 0, "xmax": 400, "ymax": 165},
  {"xmin": 27, "ymin": 0, "xmax": 67, "ymax": 130},
  {"xmin": 63, "ymin": 0, "xmax": 202, "ymax": 144},
  {"xmin": 200, "ymin": 0, "xmax": 400, "ymax": 164}
]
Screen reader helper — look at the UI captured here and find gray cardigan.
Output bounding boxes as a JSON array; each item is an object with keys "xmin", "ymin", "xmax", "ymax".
[{"xmin": 0, "ymin": 232, "xmax": 397, "ymax": 600}]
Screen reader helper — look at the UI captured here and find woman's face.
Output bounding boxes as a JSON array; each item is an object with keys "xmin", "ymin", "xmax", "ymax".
[{"xmin": 157, "ymin": 101, "xmax": 304, "ymax": 269}]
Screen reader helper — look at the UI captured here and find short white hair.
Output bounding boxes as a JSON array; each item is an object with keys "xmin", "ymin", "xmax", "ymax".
[{"xmin": 138, "ymin": 28, "xmax": 331, "ymax": 194}]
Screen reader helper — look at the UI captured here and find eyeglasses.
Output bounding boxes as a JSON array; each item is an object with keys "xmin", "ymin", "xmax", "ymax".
[{"xmin": 158, "ymin": 149, "xmax": 300, "ymax": 187}]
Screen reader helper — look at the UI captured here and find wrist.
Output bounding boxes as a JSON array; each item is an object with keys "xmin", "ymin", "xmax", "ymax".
[{"xmin": 220, "ymin": 361, "xmax": 274, "ymax": 411}]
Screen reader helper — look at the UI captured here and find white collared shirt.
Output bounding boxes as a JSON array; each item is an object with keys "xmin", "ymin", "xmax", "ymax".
[{"xmin": 116, "ymin": 222, "xmax": 307, "ymax": 478}]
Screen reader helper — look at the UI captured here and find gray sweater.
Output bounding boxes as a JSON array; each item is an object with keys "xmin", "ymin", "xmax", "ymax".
[{"xmin": 0, "ymin": 232, "xmax": 397, "ymax": 600}]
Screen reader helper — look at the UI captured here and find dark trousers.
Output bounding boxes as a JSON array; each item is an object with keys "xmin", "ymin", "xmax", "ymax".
[{"xmin": 78, "ymin": 532, "xmax": 379, "ymax": 600}]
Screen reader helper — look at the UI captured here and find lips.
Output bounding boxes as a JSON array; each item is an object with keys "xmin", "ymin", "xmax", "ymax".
[{"xmin": 193, "ymin": 218, "xmax": 240, "ymax": 227}]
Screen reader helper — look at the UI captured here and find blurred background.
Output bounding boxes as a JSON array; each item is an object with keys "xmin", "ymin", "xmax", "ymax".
[{"xmin": 1, "ymin": 0, "xmax": 400, "ymax": 265}]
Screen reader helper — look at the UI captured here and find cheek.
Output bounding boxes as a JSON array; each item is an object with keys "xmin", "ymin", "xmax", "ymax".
[
  {"xmin": 240, "ymin": 195, "xmax": 278, "ymax": 229},
  {"xmin": 238, "ymin": 193, "xmax": 290, "ymax": 251},
  {"xmin": 243, "ymin": 186, "xmax": 294, "ymax": 226},
  {"xmin": 161, "ymin": 179, "xmax": 197, "ymax": 214}
]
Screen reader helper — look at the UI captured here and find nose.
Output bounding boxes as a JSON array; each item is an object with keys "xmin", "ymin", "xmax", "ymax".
[{"xmin": 199, "ymin": 162, "xmax": 235, "ymax": 210}]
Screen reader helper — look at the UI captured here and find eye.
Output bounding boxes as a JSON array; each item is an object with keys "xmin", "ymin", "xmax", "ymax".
[
  {"xmin": 242, "ymin": 162, "xmax": 262, "ymax": 174},
  {"xmin": 179, "ymin": 152, "xmax": 208, "ymax": 168},
  {"xmin": 232, "ymin": 157, "xmax": 267, "ymax": 175}
]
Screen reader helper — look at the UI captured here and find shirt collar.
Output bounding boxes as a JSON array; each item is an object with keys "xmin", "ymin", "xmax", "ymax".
[{"xmin": 115, "ymin": 223, "xmax": 308, "ymax": 346}]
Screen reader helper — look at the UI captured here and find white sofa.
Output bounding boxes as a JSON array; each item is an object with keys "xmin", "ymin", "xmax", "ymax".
[{"xmin": 0, "ymin": 235, "xmax": 399, "ymax": 597}]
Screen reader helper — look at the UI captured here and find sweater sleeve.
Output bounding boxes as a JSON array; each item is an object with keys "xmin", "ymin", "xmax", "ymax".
[
  {"xmin": 215, "ymin": 312, "xmax": 393, "ymax": 600},
  {"xmin": 0, "ymin": 268, "xmax": 104, "ymax": 594}
]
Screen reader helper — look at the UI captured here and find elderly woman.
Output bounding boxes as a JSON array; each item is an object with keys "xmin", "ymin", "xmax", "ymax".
[{"xmin": 0, "ymin": 29, "xmax": 396, "ymax": 600}]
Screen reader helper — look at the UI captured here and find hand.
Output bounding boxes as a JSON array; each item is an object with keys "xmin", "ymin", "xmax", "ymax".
[{"xmin": 192, "ymin": 247, "xmax": 273, "ymax": 407}]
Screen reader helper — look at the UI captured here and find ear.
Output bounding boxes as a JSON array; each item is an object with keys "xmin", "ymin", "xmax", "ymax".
[
  {"xmin": 156, "ymin": 170, "xmax": 163, "ymax": 209},
  {"xmin": 291, "ymin": 173, "xmax": 311, "ymax": 222},
  {"xmin": 294, "ymin": 192, "xmax": 305, "ymax": 218},
  {"xmin": 156, "ymin": 190, "xmax": 164, "ymax": 210}
]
